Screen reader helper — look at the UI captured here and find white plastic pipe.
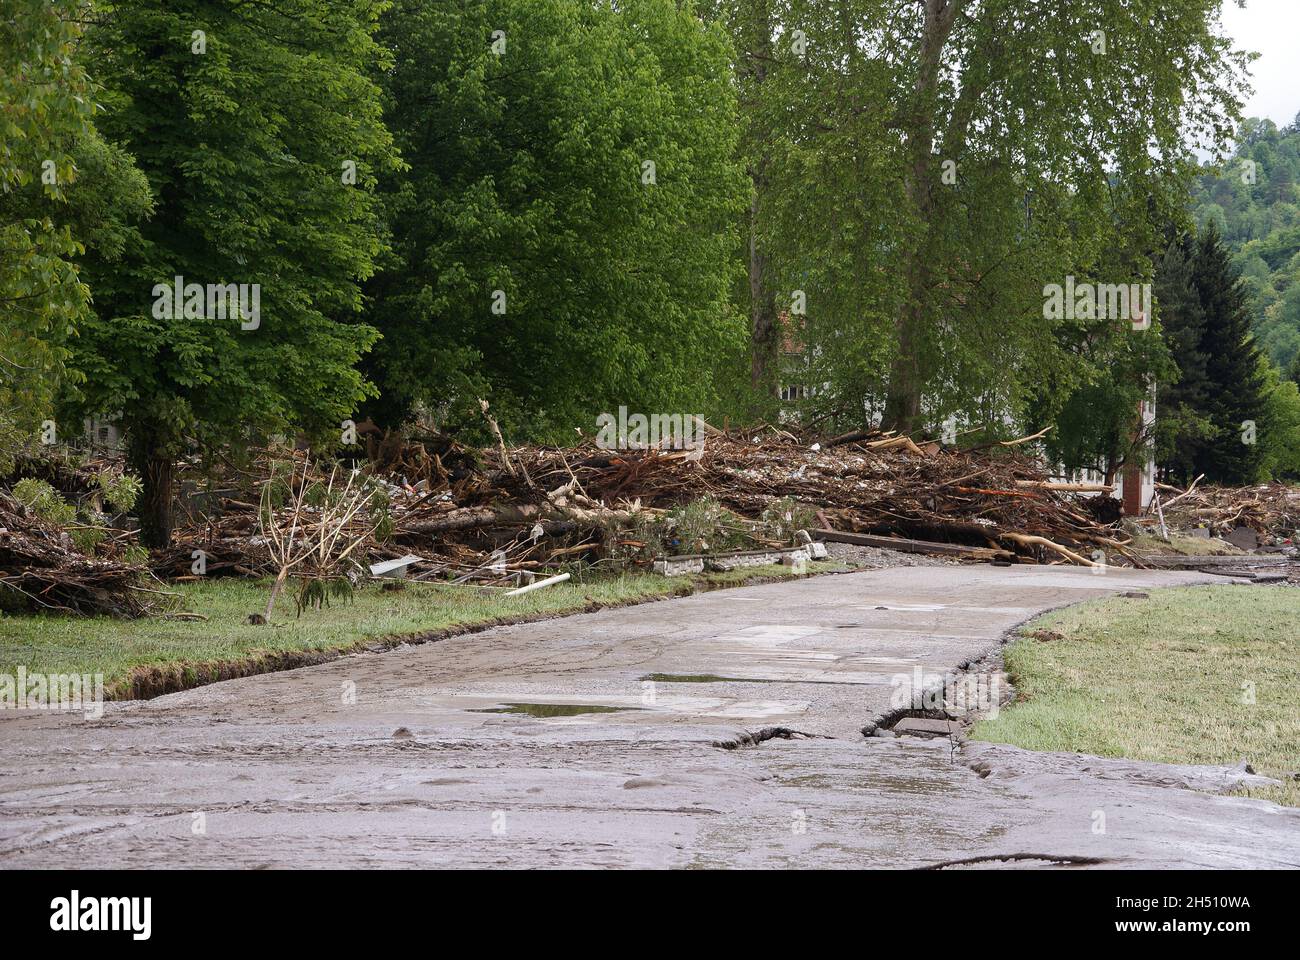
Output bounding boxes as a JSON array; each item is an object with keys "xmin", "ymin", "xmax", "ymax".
[{"xmin": 504, "ymin": 572, "xmax": 571, "ymax": 596}]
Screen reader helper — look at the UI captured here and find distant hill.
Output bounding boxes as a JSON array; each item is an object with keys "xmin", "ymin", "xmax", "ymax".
[{"xmin": 1192, "ymin": 114, "xmax": 1300, "ymax": 374}]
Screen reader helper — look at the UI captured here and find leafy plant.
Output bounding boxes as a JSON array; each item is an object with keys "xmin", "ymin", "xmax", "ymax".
[
  {"xmin": 11, "ymin": 477, "xmax": 104, "ymax": 552},
  {"xmin": 98, "ymin": 470, "xmax": 142, "ymax": 514},
  {"xmin": 760, "ymin": 497, "xmax": 818, "ymax": 544},
  {"xmin": 13, "ymin": 478, "xmax": 77, "ymax": 526},
  {"xmin": 663, "ymin": 497, "xmax": 753, "ymax": 555}
]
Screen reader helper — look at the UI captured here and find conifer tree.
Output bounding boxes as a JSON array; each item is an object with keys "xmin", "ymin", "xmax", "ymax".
[
  {"xmin": 1154, "ymin": 237, "xmax": 1212, "ymax": 483},
  {"xmin": 1192, "ymin": 223, "xmax": 1269, "ymax": 483}
]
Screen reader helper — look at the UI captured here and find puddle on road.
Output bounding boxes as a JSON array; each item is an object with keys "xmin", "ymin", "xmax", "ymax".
[{"xmin": 469, "ymin": 702, "xmax": 642, "ymax": 718}]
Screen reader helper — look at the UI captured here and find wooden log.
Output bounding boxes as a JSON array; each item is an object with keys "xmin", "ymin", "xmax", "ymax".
[
  {"xmin": 998, "ymin": 532, "xmax": 1096, "ymax": 566},
  {"xmin": 1014, "ymin": 480, "xmax": 1114, "ymax": 493},
  {"xmin": 813, "ymin": 528, "xmax": 1013, "ymax": 560}
]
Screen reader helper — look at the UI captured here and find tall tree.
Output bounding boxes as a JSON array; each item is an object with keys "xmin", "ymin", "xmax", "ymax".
[
  {"xmin": 1193, "ymin": 222, "xmax": 1269, "ymax": 483},
  {"xmin": 702, "ymin": 0, "xmax": 781, "ymax": 404},
  {"xmin": 65, "ymin": 0, "xmax": 399, "ymax": 546},
  {"xmin": 742, "ymin": 0, "xmax": 1249, "ymax": 434},
  {"xmin": 0, "ymin": 0, "xmax": 98, "ymax": 471},
  {"xmin": 364, "ymin": 0, "xmax": 746, "ymax": 440},
  {"xmin": 1154, "ymin": 236, "xmax": 1214, "ymax": 483}
]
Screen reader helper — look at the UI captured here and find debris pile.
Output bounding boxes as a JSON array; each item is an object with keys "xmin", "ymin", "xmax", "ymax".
[
  {"xmin": 483, "ymin": 431, "xmax": 1139, "ymax": 569},
  {"xmin": 0, "ymin": 490, "xmax": 158, "ymax": 617},
  {"xmin": 152, "ymin": 428, "xmax": 1134, "ymax": 580},
  {"xmin": 2, "ymin": 427, "xmax": 1175, "ymax": 607},
  {"xmin": 1155, "ymin": 478, "xmax": 1300, "ymax": 545}
]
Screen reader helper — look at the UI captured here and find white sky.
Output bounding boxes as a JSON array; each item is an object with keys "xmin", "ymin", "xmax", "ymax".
[{"xmin": 1220, "ymin": 0, "xmax": 1299, "ymax": 128}]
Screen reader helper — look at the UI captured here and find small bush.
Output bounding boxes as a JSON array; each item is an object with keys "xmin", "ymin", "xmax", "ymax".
[{"xmin": 760, "ymin": 497, "xmax": 818, "ymax": 544}]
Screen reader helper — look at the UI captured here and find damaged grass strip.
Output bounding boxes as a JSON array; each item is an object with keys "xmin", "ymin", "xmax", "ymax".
[{"xmin": 0, "ymin": 564, "xmax": 849, "ymax": 702}]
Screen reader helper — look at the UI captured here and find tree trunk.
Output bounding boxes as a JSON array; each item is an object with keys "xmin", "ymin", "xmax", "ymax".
[
  {"xmin": 129, "ymin": 429, "xmax": 175, "ymax": 549},
  {"xmin": 264, "ymin": 567, "xmax": 289, "ymax": 622},
  {"xmin": 882, "ymin": 0, "xmax": 965, "ymax": 434},
  {"xmin": 744, "ymin": 0, "xmax": 779, "ymax": 404},
  {"xmin": 749, "ymin": 189, "xmax": 779, "ymax": 397},
  {"xmin": 883, "ymin": 300, "xmax": 925, "ymax": 432}
]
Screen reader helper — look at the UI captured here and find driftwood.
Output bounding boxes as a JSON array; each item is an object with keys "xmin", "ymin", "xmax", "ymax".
[{"xmin": 136, "ymin": 424, "xmax": 1144, "ymax": 582}]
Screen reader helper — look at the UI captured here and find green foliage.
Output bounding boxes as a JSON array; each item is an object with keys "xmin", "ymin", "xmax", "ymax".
[
  {"xmin": 1193, "ymin": 223, "xmax": 1269, "ymax": 483},
  {"xmin": 1258, "ymin": 359, "xmax": 1300, "ymax": 480},
  {"xmin": 602, "ymin": 494, "xmax": 798, "ymax": 564},
  {"xmin": 1155, "ymin": 236, "xmax": 1216, "ymax": 480},
  {"xmin": 1, "ymin": 0, "xmax": 99, "ymax": 470},
  {"xmin": 13, "ymin": 478, "xmax": 77, "ymax": 526},
  {"xmin": 11, "ymin": 475, "xmax": 109, "ymax": 552},
  {"xmin": 294, "ymin": 576, "xmax": 356, "ymax": 617},
  {"xmin": 1192, "ymin": 115, "xmax": 1300, "ymax": 372},
  {"xmin": 366, "ymin": 482, "xmax": 394, "ymax": 543},
  {"xmin": 664, "ymin": 497, "xmax": 752, "ymax": 555},
  {"xmin": 1153, "ymin": 225, "xmax": 1271, "ymax": 483},
  {"xmin": 759, "ymin": 496, "xmax": 817, "ymax": 543},
  {"xmin": 364, "ymin": 0, "xmax": 747, "ymax": 440},
  {"xmin": 63, "ymin": 0, "xmax": 401, "ymax": 544},
  {"xmin": 707, "ymin": 0, "xmax": 1247, "ymax": 434},
  {"xmin": 97, "ymin": 469, "xmax": 141, "ymax": 514}
]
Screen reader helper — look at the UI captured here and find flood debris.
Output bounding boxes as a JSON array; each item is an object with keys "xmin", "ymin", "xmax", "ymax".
[
  {"xmin": 1149, "ymin": 478, "xmax": 1300, "ymax": 545},
  {"xmin": 5, "ymin": 423, "xmax": 1233, "ymax": 613},
  {"xmin": 0, "ymin": 489, "xmax": 162, "ymax": 617}
]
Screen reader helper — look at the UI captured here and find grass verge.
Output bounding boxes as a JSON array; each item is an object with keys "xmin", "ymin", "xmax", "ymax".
[
  {"xmin": 971, "ymin": 584, "xmax": 1300, "ymax": 806},
  {"xmin": 0, "ymin": 563, "xmax": 845, "ymax": 701}
]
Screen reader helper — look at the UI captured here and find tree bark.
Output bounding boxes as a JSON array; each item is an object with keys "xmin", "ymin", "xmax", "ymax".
[
  {"xmin": 882, "ymin": 0, "xmax": 965, "ymax": 434},
  {"xmin": 264, "ymin": 567, "xmax": 288, "ymax": 622},
  {"xmin": 749, "ymin": 188, "xmax": 779, "ymax": 397},
  {"xmin": 129, "ymin": 428, "xmax": 175, "ymax": 549},
  {"xmin": 745, "ymin": 0, "xmax": 779, "ymax": 403}
]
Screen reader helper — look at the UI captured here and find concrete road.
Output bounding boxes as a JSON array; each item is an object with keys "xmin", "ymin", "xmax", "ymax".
[{"xmin": 2, "ymin": 565, "xmax": 1297, "ymax": 869}]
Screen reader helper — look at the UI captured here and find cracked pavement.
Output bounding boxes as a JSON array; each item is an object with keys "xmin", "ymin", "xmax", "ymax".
[{"xmin": 2, "ymin": 564, "xmax": 1297, "ymax": 869}]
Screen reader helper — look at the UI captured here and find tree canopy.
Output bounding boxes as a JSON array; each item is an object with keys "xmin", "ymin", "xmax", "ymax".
[
  {"xmin": 60, "ymin": 0, "xmax": 400, "ymax": 544},
  {"xmin": 363, "ymin": 0, "xmax": 746, "ymax": 441}
]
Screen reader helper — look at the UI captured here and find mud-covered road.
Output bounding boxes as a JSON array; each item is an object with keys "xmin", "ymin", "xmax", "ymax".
[{"xmin": 3, "ymin": 565, "xmax": 1297, "ymax": 869}]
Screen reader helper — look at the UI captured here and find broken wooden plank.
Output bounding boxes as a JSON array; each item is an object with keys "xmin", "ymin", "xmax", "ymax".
[{"xmin": 1014, "ymin": 480, "xmax": 1114, "ymax": 493}]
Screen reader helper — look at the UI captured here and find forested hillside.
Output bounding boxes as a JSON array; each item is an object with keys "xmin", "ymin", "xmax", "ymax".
[{"xmin": 1192, "ymin": 116, "xmax": 1300, "ymax": 376}]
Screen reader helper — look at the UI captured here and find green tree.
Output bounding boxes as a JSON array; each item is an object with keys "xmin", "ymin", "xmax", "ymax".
[
  {"xmin": 1193, "ymin": 117, "xmax": 1300, "ymax": 373},
  {"xmin": 1154, "ymin": 236, "xmax": 1215, "ymax": 482},
  {"xmin": 65, "ymin": 0, "xmax": 400, "ymax": 545},
  {"xmin": 0, "ymin": 0, "xmax": 99, "ymax": 470},
  {"xmin": 1193, "ymin": 223, "xmax": 1269, "ymax": 483},
  {"xmin": 363, "ymin": 0, "xmax": 746, "ymax": 440},
  {"xmin": 722, "ymin": 0, "xmax": 1249, "ymax": 434},
  {"xmin": 1258, "ymin": 357, "xmax": 1300, "ymax": 481}
]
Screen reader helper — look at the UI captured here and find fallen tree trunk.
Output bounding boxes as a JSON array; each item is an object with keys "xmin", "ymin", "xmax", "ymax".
[{"xmin": 998, "ymin": 532, "xmax": 1097, "ymax": 567}]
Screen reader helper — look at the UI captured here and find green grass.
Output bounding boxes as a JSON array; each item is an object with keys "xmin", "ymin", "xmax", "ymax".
[
  {"xmin": 972, "ymin": 584, "xmax": 1300, "ymax": 805},
  {"xmin": 0, "ymin": 563, "xmax": 843, "ymax": 699}
]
